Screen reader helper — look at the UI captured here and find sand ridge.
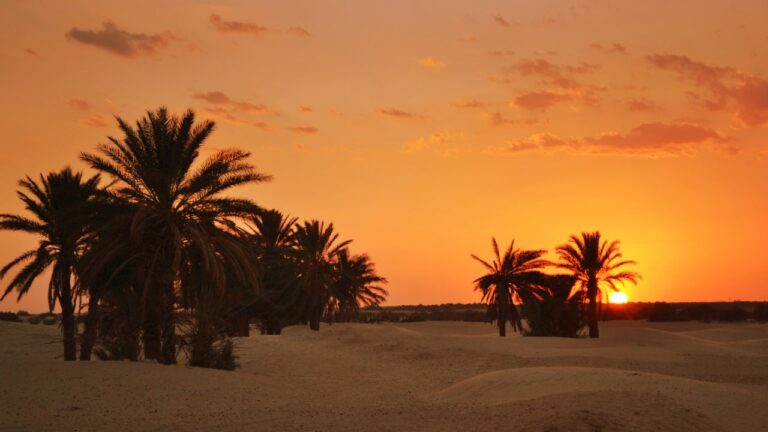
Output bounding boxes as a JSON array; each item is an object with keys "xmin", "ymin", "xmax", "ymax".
[{"xmin": 1, "ymin": 320, "xmax": 767, "ymax": 431}]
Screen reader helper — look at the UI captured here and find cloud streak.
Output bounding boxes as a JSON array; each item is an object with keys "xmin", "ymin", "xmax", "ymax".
[
  {"xmin": 288, "ymin": 126, "xmax": 319, "ymax": 134},
  {"xmin": 647, "ymin": 54, "xmax": 768, "ymax": 126},
  {"xmin": 67, "ymin": 98, "xmax": 91, "ymax": 112},
  {"xmin": 590, "ymin": 43, "xmax": 627, "ymax": 55},
  {"xmin": 209, "ymin": 14, "xmax": 270, "ymax": 35},
  {"xmin": 378, "ymin": 109, "xmax": 426, "ymax": 120},
  {"xmin": 65, "ymin": 22, "xmax": 174, "ymax": 58},
  {"xmin": 502, "ymin": 58, "xmax": 601, "ymax": 111},
  {"xmin": 192, "ymin": 91, "xmax": 271, "ymax": 113},
  {"xmin": 493, "ymin": 122, "xmax": 726, "ymax": 157},
  {"xmin": 418, "ymin": 57, "xmax": 446, "ymax": 69}
]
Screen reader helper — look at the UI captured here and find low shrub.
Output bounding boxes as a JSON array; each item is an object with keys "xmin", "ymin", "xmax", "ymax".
[
  {"xmin": 754, "ymin": 303, "xmax": 768, "ymax": 321},
  {"xmin": 93, "ymin": 337, "xmax": 133, "ymax": 361},
  {"xmin": 42, "ymin": 315, "xmax": 58, "ymax": 325},
  {"xmin": 647, "ymin": 302, "xmax": 677, "ymax": 322},
  {"xmin": 0, "ymin": 311, "xmax": 22, "ymax": 322},
  {"xmin": 28, "ymin": 315, "xmax": 42, "ymax": 325}
]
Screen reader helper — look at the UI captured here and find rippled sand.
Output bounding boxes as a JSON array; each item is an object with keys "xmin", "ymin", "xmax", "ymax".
[{"xmin": 2, "ymin": 320, "xmax": 767, "ymax": 431}]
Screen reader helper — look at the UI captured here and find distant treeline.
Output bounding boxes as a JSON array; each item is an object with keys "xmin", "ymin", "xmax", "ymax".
[{"xmin": 355, "ymin": 301, "xmax": 768, "ymax": 323}]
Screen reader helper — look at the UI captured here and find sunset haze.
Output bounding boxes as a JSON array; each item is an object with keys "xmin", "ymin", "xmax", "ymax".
[{"xmin": 2, "ymin": 0, "xmax": 768, "ymax": 312}]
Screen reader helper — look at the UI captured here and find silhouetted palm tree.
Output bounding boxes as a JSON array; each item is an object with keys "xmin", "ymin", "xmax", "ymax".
[
  {"xmin": 247, "ymin": 209, "xmax": 298, "ymax": 334},
  {"xmin": 329, "ymin": 249, "xmax": 388, "ymax": 323},
  {"xmin": 80, "ymin": 107, "xmax": 269, "ymax": 363},
  {"xmin": 520, "ymin": 274, "xmax": 585, "ymax": 337},
  {"xmin": 292, "ymin": 220, "xmax": 350, "ymax": 331},
  {"xmin": 555, "ymin": 231, "xmax": 640, "ymax": 338},
  {"xmin": 0, "ymin": 168, "xmax": 102, "ymax": 360},
  {"xmin": 179, "ymin": 222, "xmax": 259, "ymax": 366},
  {"xmin": 471, "ymin": 238, "xmax": 548, "ymax": 336}
]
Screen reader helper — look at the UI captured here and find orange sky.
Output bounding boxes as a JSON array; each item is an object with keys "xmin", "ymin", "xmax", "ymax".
[{"xmin": 2, "ymin": 0, "xmax": 768, "ymax": 312}]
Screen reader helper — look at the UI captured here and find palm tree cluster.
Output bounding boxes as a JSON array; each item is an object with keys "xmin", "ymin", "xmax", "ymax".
[
  {"xmin": 0, "ymin": 107, "xmax": 387, "ymax": 366},
  {"xmin": 471, "ymin": 232, "xmax": 640, "ymax": 338}
]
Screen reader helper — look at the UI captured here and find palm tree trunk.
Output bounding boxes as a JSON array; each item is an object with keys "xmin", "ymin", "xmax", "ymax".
[
  {"xmin": 587, "ymin": 279, "xmax": 600, "ymax": 338},
  {"xmin": 309, "ymin": 305, "xmax": 322, "ymax": 331},
  {"xmin": 79, "ymin": 293, "xmax": 99, "ymax": 360},
  {"xmin": 497, "ymin": 285, "xmax": 507, "ymax": 337},
  {"xmin": 226, "ymin": 310, "xmax": 250, "ymax": 337},
  {"xmin": 159, "ymin": 287, "xmax": 177, "ymax": 364},
  {"xmin": 59, "ymin": 263, "xmax": 77, "ymax": 361},
  {"xmin": 142, "ymin": 299, "xmax": 161, "ymax": 360}
]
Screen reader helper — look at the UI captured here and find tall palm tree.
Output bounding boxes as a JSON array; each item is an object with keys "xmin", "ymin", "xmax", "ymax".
[
  {"xmin": 0, "ymin": 168, "xmax": 102, "ymax": 360},
  {"xmin": 329, "ymin": 249, "xmax": 388, "ymax": 323},
  {"xmin": 471, "ymin": 238, "xmax": 548, "ymax": 336},
  {"xmin": 247, "ymin": 209, "xmax": 298, "ymax": 334},
  {"xmin": 80, "ymin": 107, "xmax": 269, "ymax": 363},
  {"xmin": 555, "ymin": 231, "xmax": 640, "ymax": 338},
  {"xmin": 292, "ymin": 220, "xmax": 350, "ymax": 331}
]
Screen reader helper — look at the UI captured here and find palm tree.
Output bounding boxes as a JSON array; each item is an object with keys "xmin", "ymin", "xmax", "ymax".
[
  {"xmin": 79, "ymin": 107, "xmax": 269, "ymax": 363},
  {"xmin": 292, "ymin": 220, "xmax": 350, "ymax": 331},
  {"xmin": 247, "ymin": 209, "xmax": 298, "ymax": 334},
  {"xmin": 520, "ymin": 274, "xmax": 585, "ymax": 337},
  {"xmin": 0, "ymin": 168, "xmax": 102, "ymax": 360},
  {"xmin": 555, "ymin": 231, "xmax": 640, "ymax": 338},
  {"xmin": 471, "ymin": 238, "xmax": 548, "ymax": 336},
  {"xmin": 329, "ymin": 249, "xmax": 388, "ymax": 323}
]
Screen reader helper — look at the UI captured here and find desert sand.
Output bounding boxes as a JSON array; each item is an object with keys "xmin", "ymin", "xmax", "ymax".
[{"xmin": 2, "ymin": 320, "xmax": 767, "ymax": 432}]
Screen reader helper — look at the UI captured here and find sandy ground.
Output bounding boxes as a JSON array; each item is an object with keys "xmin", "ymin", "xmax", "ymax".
[{"xmin": 1, "ymin": 320, "xmax": 767, "ymax": 432}]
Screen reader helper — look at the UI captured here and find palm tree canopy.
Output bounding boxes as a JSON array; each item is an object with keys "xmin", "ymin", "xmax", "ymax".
[
  {"xmin": 332, "ymin": 249, "xmax": 388, "ymax": 309},
  {"xmin": 555, "ymin": 231, "xmax": 640, "ymax": 295},
  {"xmin": 0, "ymin": 168, "xmax": 102, "ymax": 307},
  {"xmin": 249, "ymin": 209, "xmax": 297, "ymax": 254},
  {"xmin": 292, "ymin": 220, "xmax": 351, "ymax": 265},
  {"xmin": 471, "ymin": 238, "xmax": 549, "ymax": 303},
  {"xmin": 80, "ymin": 107, "xmax": 269, "ymax": 218},
  {"xmin": 79, "ymin": 107, "xmax": 270, "ymax": 297}
]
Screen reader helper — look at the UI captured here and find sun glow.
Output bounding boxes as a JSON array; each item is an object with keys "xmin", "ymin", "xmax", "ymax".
[{"xmin": 609, "ymin": 292, "xmax": 628, "ymax": 304}]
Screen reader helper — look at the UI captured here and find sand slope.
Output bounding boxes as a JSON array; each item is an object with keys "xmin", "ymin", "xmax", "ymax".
[{"xmin": 1, "ymin": 320, "xmax": 767, "ymax": 431}]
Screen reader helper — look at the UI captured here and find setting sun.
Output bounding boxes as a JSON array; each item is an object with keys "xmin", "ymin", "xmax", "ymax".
[{"xmin": 609, "ymin": 292, "xmax": 629, "ymax": 304}]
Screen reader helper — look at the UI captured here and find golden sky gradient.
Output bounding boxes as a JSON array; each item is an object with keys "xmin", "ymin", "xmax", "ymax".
[{"xmin": 2, "ymin": 0, "xmax": 768, "ymax": 311}]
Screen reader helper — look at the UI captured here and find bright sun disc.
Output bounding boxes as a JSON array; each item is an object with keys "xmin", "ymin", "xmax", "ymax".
[{"xmin": 609, "ymin": 292, "xmax": 628, "ymax": 304}]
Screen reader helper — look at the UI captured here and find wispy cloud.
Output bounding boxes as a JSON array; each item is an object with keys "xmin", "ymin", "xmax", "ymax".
[
  {"xmin": 209, "ymin": 14, "xmax": 270, "ymax": 35},
  {"xmin": 67, "ymin": 97, "xmax": 91, "ymax": 112},
  {"xmin": 492, "ymin": 122, "xmax": 726, "ymax": 157},
  {"xmin": 288, "ymin": 126, "xmax": 319, "ymax": 134},
  {"xmin": 80, "ymin": 114, "xmax": 110, "ymax": 128},
  {"xmin": 511, "ymin": 91, "xmax": 574, "ymax": 111},
  {"xmin": 627, "ymin": 98, "xmax": 656, "ymax": 112},
  {"xmin": 209, "ymin": 14, "xmax": 311, "ymax": 39},
  {"xmin": 378, "ymin": 108, "xmax": 426, "ymax": 120},
  {"xmin": 451, "ymin": 99, "xmax": 486, "ymax": 109},
  {"xmin": 25, "ymin": 48, "xmax": 38, "ymax": 56},
  {"xmin": 502, "ymin": 58, "xmax": 601, "ymax": 110},
  {"xmin": 590, "ymin": 43, "xmax": 627, "ymax": 55},
  {"xmin": 488, "ymin": 112, "xmax": 539, "ymax": 128},
  {"xmin": 403, "ymin": 131, "xmax": 464, "ymax": 155},
  {"xmin": 192, "ymin": 91, "xmax": 271, "ymax": 113},
  {"xmin": 65, "ymin": 22, "xmax": 175, "ymax": 58},
  {"xmin": 202, "ymin": 108, "xmax": 269, "ymax": 129},
  {"xmin": 489, "ymin": 49, "xmax": 515, "ymax": 57},
  {"xmin": 493, "ymin": 15, "xmax": 512, "ymax": 28},
  {"xmin": 417, "ymin": 57, "xmax": 446, "ymax": 69},
  {"xmin": 287, "ymin": 27, "xmax": 311, "ymax": 37},
  {"xmin": 647, "ymin": 54, "xmax": 768, "ymax": 126}
]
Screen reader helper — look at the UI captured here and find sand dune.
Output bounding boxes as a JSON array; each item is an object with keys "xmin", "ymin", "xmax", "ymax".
[{"xmin": 1, "ymin": 320, "xmax": 767, "ymax": 431}]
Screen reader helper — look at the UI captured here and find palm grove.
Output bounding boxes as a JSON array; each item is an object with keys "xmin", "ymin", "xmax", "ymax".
[
  {"xmin": 0, "ymin": 108, "xmax": 388, "ymax": 367},
  {"xmin": 472, "ymin": 233, "xmax": 640, "ymax": 338}
]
